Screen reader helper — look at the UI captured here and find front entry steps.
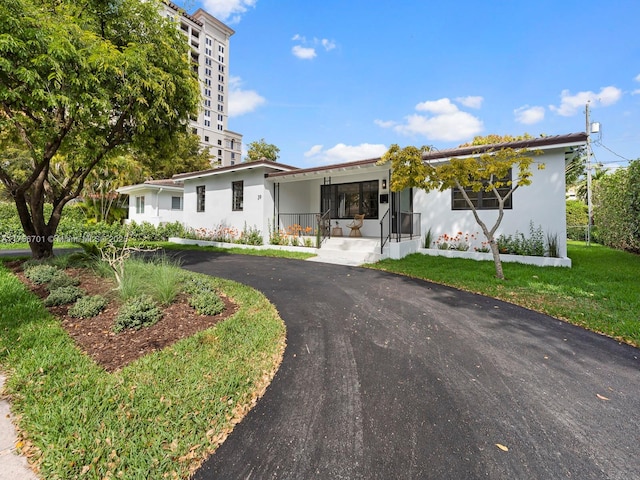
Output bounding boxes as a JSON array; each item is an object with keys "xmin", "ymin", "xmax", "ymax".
[{"xmin": 306, "ymin": 237, "xmax": 384, "ymax": 266}]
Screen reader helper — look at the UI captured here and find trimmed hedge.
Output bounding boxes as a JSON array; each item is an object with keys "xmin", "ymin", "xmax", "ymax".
[{"xmin": 0, "ymin": 201, "xmax": 186, "ymax": 244}]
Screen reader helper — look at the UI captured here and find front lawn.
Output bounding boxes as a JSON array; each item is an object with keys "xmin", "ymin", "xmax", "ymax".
[
  {"xmin": 370, "ymin": 241, "xmax": 640, "ymax": 347},
  {"xmin": 0, "ymin": 258, "xmax": 286, "ymax": 479}
]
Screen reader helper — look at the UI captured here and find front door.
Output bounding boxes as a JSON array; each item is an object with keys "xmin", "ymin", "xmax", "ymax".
[{"xmin": 391, "ymin": 188, "xmax": 413, "ymax": 235}]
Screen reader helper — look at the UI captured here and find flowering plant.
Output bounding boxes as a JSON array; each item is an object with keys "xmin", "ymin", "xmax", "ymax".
[{"xmin": 435, "ymin": 231, "xmax": 478, "ymax": 251}]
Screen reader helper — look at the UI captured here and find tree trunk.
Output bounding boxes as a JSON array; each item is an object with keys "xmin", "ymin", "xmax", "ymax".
[
  {"xmin": 489, "ymin": 238, "xmax": 505, "ymax": 280},
  {"xmin": 13, "ymin": 183, "xmax": 66, "ymax": 259},
  {"xmin": 29, "ymin": 235, "xmax": 55, "ymax": 259}
]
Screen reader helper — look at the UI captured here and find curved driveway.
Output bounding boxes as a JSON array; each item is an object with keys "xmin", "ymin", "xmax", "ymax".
[{"xmin": 176, "ymin": 251, "xmax": 640, "ymax": 480}]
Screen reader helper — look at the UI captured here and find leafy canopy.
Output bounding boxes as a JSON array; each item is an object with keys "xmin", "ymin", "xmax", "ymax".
[
  {"xmin": 245, "ymin": 138, "xmax": 280, "ymax": 162},
  {"xmin": 379, "ymin": 144, "xmax": 542, "ymax": 195},
  {"xmin": 0, "ymin": 0, "xmax": 201, "ymax": 257}
]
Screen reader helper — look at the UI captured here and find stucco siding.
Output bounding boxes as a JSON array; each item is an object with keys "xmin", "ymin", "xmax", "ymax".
[
  {"xmin": 416, "ymin": 148, "xmax": 568, "ymax": 256},
  {"xmin": 183, "ymin": 169, "xmax": 270, "ymax": 240},
  {"xmin": 126, "ymin": 189, "xmax": 184, "ymax": 226}
]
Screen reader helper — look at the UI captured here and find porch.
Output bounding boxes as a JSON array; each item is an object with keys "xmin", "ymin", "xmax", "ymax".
[{"xmin": 276, "ymin": 211, "xmax": 423, "ymax": 259}]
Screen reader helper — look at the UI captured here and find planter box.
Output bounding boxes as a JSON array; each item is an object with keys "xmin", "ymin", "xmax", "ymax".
[
  {"xmin": 168, "ymin": 237, "xmax": 318, "ymax": 254},
  {"xmin": 417, "ymin": 248, "xmax": 572, "ymax": 268}
]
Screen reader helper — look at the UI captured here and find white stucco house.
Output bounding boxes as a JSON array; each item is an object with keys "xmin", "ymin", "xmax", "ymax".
[
  {"xmin": 117, "ymin": 179, "xmax": 185, "ymax": 226},
  {"xmin": 119, "ymin": 133, "xmax": 587, "ymax": 264}
]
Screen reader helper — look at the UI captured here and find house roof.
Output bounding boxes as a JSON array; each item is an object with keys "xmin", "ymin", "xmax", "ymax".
[
  {"xmin": 172, "ymin": 160, "xmax": 299, "ymax": 181},
  {"xmin": 267, "ymin": 157, "xmax": 386, "ymax": 182},
  {"xmin": 421, "ymin": 132, "xmax": 588, "ymax": 162},
  {"xmin": 267, "ymin": 132, "xmax": 588, "ymax": 181},
  {"xmin": 116, "ymin": 179, "xmax": 184, "ymax": 194}
]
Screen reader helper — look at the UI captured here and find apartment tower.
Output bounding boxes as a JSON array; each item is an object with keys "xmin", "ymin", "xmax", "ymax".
[{"xmin": 162, "ymin": 1, "xmax": 243, "ymax": 167}]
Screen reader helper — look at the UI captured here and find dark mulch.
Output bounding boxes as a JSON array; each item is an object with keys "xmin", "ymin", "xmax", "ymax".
[{"xmin": 8, "ymin": 262, "xmax": 237, "ymax": 372}]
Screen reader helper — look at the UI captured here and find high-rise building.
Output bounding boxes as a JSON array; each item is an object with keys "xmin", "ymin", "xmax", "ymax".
[{"xmin": 162, "ymin": 1, "xmax": 243, "ymax": 167}]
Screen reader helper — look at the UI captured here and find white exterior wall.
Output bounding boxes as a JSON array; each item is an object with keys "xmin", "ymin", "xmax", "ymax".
[
  {"xmin": 415, "ymin": 149, "xmax": 568, "ymax": 257},
  {"xmin": 183, "ymin": 169, "xmax": 271, "ymax": 242},
  {"xmin": 126, "ymin": 188, "xmax": 184, "ymax": 226}
]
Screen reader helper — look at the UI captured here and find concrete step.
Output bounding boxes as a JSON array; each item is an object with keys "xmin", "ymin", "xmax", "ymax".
[
  {"xmin": 321, "ymin": 237, "xmax": 381, "ymax": 252},
  {"xmin": 307, "ymin": 237, "xmax": 384, "ymax": 266}
]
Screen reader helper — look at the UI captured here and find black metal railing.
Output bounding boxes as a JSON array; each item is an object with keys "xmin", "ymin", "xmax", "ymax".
[
  {"xmin": 380, "ymin": 210, "xmax": 422, "ymax": 254},
  {"xmin": 380, "ymin": 209, "xmax": 390, "ymax": 254},
  {"xmin": 393, "ymin": 211, "xmax": 421, "ymax": 241},
  {"xmin": 317, "ymin": 209, "xmax": 331, "ymax": 247},
  {"xmin": 277, "ymin": 213, "xmax": 319, "ymax": 237},
  {"xmin": 276, "ymin": 211, "xmax": 332, "ymax": 248}
]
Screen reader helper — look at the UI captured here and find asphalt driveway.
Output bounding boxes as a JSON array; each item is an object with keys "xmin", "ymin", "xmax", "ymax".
[{"xmin": 175, "ymin": 251, "xmax": 640, "ymax": 480}]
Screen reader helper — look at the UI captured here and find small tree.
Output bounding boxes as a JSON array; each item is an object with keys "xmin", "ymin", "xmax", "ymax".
[
  {"xmin": 379, "ymin": 144, "xmax": 542, "ymax": 280},
  {"xmin": 245, "ymin": 138, "xmax": 280, "ymax": 162},
  {"xmin": 0, "ymin": 0, "xmax": 200, "ymax": 258}
]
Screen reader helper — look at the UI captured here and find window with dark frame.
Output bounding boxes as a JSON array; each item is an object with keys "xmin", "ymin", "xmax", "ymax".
[
  {"xmin": 232, "ymin": 181, "xmax": 243, "ymax": 211},
  {"xmin": 451, "ymin": 170, "xmax": 513, "ymax": 210},
  {"xmin": 321, "ymin": 180, "xmax": 379, "ymax": 219},
  {"xmin": 196, "ymin": 186, "xmax": 205, "ymax": 212}
]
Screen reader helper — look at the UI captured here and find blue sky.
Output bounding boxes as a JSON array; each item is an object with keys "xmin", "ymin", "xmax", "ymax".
[{"xmin": 176, "ymin": 0, "xmax": 639, "ymax": 169}]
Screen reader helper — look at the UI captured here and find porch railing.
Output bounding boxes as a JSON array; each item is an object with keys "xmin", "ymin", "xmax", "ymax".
[
  {"xmin": 380, "ymin": 209, "xmax": 390, "ymax": 254},
  {"xmin": 393, "ymin": 211, "xmax": 422, "ymax": 242},
  {"xmin": 276, "ymin": 210, "xmax": 331, "ymax": 248},
  {"xmin": 380, "ymin": 210, "xmax": 422, "ymax": 254},
  {"xmin": 317, "ymin": 209, "xmax": 331, "ymax": 247}
]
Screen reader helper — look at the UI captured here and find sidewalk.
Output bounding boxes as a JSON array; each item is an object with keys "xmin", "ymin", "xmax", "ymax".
[{"xmin": 0, "ymin": 375, "xmax": 39, "ymax": 480}]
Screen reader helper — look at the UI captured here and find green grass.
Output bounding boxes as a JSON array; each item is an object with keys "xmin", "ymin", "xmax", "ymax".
[
  {"xmin": 146, "ymin": 241, "xmax": 317, "ymax": 260},
  {"xmin": 369, "ymin": 241, "xmax": 640, "ymax": 346},
  {"xmin": 116, "ymin": 256, "xmax": 185, "ymax": 305},
  {"xmin": 0, "ymin": 241, "xmax": 78, "ymax": 250},
  {"xmin": 0, "ymin": 261, "xmax": 286, "ymax": 479}
]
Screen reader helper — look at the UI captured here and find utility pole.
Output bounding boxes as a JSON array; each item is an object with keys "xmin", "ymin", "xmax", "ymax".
[{"xmin": 585, "ymin": 102, "xmax": 593, "ymax": 245}]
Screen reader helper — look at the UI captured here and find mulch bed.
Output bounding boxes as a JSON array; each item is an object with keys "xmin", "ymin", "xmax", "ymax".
[{"xmin": 8, "ymin": 261, "xmax": 237, "ymax": 372}]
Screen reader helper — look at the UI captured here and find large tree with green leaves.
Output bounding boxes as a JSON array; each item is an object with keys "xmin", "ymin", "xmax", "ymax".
[
  {"xmin": 379, "ymin": 142, "xmax": 541, "ymax": 280},
  {"xmin": 244, "ymin": 138, "xmax": 280, "ymax": 162},
  {"xmin": 0, "ymin": 0, "xmax": 200, "ymax": 258}
]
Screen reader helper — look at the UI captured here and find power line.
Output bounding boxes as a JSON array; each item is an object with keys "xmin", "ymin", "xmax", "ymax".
[{"xmin": 593, "ymin": 140, "xmax": 634, "ymax": 162}]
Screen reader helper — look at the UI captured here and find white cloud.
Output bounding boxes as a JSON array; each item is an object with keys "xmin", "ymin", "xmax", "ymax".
[
  {"xmin": 202, "ymin": 0, "xmax": 257, "ymax": 23},
  {"xmin": 374, "ymin": 119, "xmax": 396, "ymax": 128},
  {"xmin": 304, "ymin": 145, "xmax": 324, "ymax": 157},
  {"xmin": 633, "ymin": 90, "xmax": 640, "ymax": 96},
  {"xmin": 291, "ymin": 35, "xmax": 336, "ymax": 59},
  {"xmin": 321, "ymin": 39, "xmax": 336, "ymax": 51},
  {"xmin": 292, "ymin": 45, "xmax": 317, "ymax": 60},
  {"xmin": 380, "ymin": 98, "xmax": 482, "ymax": 142},
  {"xmin": 635, "ymin": 73, "xmax": 640, "ymax": 82},
  {"xmin": 514, "ymin": 105, "xmax": 545, "ymax": 125},
  {"xmin": 456, "ymin": 96, "xmax": 484, "ymax": 109},
  {"xmin": 228, "ymin": 76, "xmax": 266, "ymax": 117},
  {"xmin": 549, "ymin": 86, "xmax": 622, "ymax": 116},
  {"xmin": 304, "ymin": 143, "xmax": 388, "ymax": 165},
  {"xmin": 415, "ymin": 98, "xmax": 459, "ymax": 115}
]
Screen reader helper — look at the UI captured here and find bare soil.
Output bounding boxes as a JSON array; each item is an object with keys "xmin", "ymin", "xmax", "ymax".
[{"xmin": 9, "ymin": 262, "xmax": 237, "ymax": 372}]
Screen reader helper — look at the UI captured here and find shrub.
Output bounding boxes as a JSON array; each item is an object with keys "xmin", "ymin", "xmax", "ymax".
[
  {"xmin": 44, "ymin": 286, "xmax": 85, "ymax": 306},
  {"xmin": 24, "ymin": 264, "xmax": 60, "ymax": 284},
  {"xmin": 423, "ymin": 228, "xmax": 433, "ymax": 249},
  {"xmin": 69, "ymin": 295, "xmax": 108, "ymax": 318},
  {"xmin": 497, "ymin": 222, "xmax": 545, "ymax": 256},
  {"xmin": 593, "ymin": 160, "xmax": 640, "ymax": 253},
  {"xmin": 566, "ymin": 200, "xmax": 589, "ymax": 241},
  {"xmin": 184, "ymin": 276, "xmax": 213, "ymax": 295},
  {"xmin": 114, "ymin": 295, "xmax": 162, "ymax": 332},
  {"xmin": 237, "ymin": 223, "xmax": 263, "ymax": 246},
  {"xmin": 47, "ymin": 271, "xmax": 81, "ymax": 290},
  {"xmin": 189, "ymin": 290, "xmax": 225, "ymax": 316}
]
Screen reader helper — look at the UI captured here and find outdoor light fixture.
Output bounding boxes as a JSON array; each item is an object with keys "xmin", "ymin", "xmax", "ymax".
[{"xmin": 382, "ymin": 178, "xmax": 387, "ymax": 189}]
